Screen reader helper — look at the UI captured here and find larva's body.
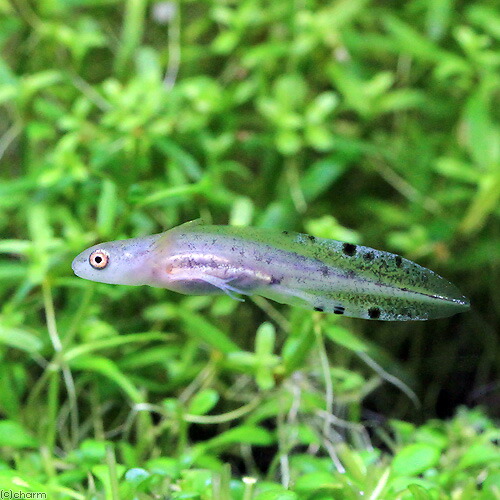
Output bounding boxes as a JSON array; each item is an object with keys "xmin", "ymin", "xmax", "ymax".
[{"xmin": 72, "ymin": 220, "xmax": 470, "ymax": 321}]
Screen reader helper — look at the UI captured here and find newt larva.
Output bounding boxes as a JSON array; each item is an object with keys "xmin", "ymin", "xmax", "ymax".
[{"xmin": 72, "ymin": 220, "xmax": 470, "ymax": 321}]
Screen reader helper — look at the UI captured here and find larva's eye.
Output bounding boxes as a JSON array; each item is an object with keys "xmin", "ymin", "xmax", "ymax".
[{"xmin": 89, "ymin": 249, "xmax": 109, "ymax": 269}]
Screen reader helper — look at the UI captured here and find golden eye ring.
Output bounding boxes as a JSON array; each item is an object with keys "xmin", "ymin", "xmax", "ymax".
[{"xmin": 89, "ymin": 249, "xmax": 109, "ymax": 269}]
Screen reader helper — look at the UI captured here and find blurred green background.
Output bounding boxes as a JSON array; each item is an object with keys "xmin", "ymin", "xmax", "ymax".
[{"xmin": 0, "ymin": 0, "xmax": 499, "ymax": 498}]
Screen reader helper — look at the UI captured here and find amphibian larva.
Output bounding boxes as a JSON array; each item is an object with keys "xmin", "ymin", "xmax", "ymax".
[{"xmin": 72, "ymin": 220, "xmax": 470, "ymax": 321}]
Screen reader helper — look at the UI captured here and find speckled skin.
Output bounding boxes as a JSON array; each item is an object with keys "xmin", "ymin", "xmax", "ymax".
[{"xmin": 72, "ymin": 220, "xmax": 470, "ymax": 321}]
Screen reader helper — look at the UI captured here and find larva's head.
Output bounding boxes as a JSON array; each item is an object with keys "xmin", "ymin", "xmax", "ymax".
[{"xmin": 71, "ymin": 234, "xmax": 163, "ymax": 285}]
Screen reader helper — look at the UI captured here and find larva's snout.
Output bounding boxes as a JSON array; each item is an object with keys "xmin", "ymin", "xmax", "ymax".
[{"xmin": 72, "ymin": 233, "xmax": 163, "ymax": 285}]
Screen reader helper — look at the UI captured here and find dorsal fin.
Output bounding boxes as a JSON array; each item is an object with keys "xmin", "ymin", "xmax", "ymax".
[{"xmin": 173, "ymin": 218, "xmax": 206, "ymax": 230}]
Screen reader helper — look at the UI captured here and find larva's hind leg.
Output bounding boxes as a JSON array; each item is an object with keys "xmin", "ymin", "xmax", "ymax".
[
  {"xmin": 195, "ymin": 275, "xmax": 246, "ymax": 302},
  {"xmin": 166, "ymin": 271, "xmax": 246, "ymax": 301}
]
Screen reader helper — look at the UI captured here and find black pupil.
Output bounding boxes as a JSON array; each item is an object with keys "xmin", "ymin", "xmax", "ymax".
[{"xmin": 95, "ymin": 256, "xmax": 102, "ymax": 263}]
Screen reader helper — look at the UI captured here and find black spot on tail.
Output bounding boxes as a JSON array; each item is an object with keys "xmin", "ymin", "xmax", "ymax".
[
  {"xmin": 368, "ymin": 307, "xmax": 381, "ymax": 319},
  {"xmin": 342, "ymin": 243, "xmax": 357, "ymax": 256},
  {"xmin": 334, "ymin": 306, "xmax": 345, "ymax": 315},
  {"xmin": 314, "ymin": 306, "xmax": 324, "ymax": 312},
  {"xmin": 308, "ymin": 235, "xmax": 316, "ymax": 241},
  {"xmin": 400, "ymin": 308, "xmax": 413, "ymax": 319},
  {"xmin": 395, "ymin": 256, "xmax": 403, "ymax": 268}
]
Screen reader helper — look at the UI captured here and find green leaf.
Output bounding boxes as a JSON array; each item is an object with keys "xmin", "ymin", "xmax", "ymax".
[
  {"xmin": 0, "ymin": 84, "xmax": 17, "ymax": 105},
  {"xmin": 202, "ymin": 426, "xmax": 274, "ymax": 450},
  {"xmin": 92, "ymin": 463, "xmax": 126, "ymax": 497},
  {"xmin": 276, "ymin": 129, "xmax": 302, "ymax": 156},
  {"xmin": 0, "ymin": 420, "xmax": 37, "ymax": 448},
  {"xmin": 391, "ymin": 444, "xmax": 440, "ymax": 476},
  {"xmin": 22, "ymin": 70, "xmax": 63, "ymax": 99},
  {"xmin": 230, "ymin": 196, "xmax": 254, "ymax": 227},
  {"xmin": 414, "ymin": 427, "xmax": 447, "ymax": 450},
  {"xmin": 467, "ymin": 5, "xmax": 500, "ymax": 40},
  {"xmin": 255, "ymin": 322, "xmax": 275, "ymax": 358},
  {"xmin": 337, "ymin": 444, "xmax": 366, "ymax": 483},
  {"xmin": 136, "ymin": 182, "xmax": 205, "ymax": 207},
  {"xmin": 0, "ymin": 57, "xmax": 17, "ymax": 86},
  {"xmin": 305, "ymin": 215, "xmax": 361, "ymax": 244},
  {"xmin": 0, "ymin": 324, "xmax": 43, "ymax": 353},
  {"xmin": 178, "ymin": 309, "xmax": 240, "ymax": 354},
  {"xmin": 255, "ymin": 322, "xmax": 277, "ymax": 390},
  {"xmin": 64, "ymin": 332, "xmax": 170, "ymax": 362},
  {"xmin": 124, "ymin": 467, "xmax": 150, "ymax": 485},
  {"xmin": 187, "ymin": 389, "xmax": 219, "ymax": 416},
  {"xmin": 460, "ymin": 173, "xmax": 500, "ymax": 234},
  {"xmin": 254, "ymin": 491, "xmax": 298, "ymax": 500},
  {"xmin": 178, "ymin": 469, "xmax": 213, "ymax": 495},
  {"xmin": 273, "ymin": 74, "xmax": 307, "ymax": 110},
  {"xmin": 155, "ymin": 137, "xmax": 203, "ymax": 181},
  {"xmin": 391, "ymin": 420, "xmax": 417, "ymax": 443},
  {"xmin": 294, "ymin": 471, "xmax": 338, "ymax": 492},
  {"xmin": 0, "ymin": 470, "xmax": 47, "ymax": 493},
  {"xmin": 0, "ymin": 15, "xmax": 20, "ymax": 49},
  {"xmin": 97, "ymin": 179, "xmax": 118, "ymax": 238},
  {"xmin": 383, "ymin": 14, "xmax": 453, "ymax": 63},
  {"xmin": 306, "ymin": 92, "xmax": 338, "ymax": 123},
  {"xmin": 282, "ymin": 316, "xmax": 314, "ymax": 374},
  {"xmin": 70, "ymin": 439, "xmax": 109, "ymax": 465},
  {"xmin": 483, "ymin": 471, "xmax": 500, "ymax": 493},
  {"xmin": 27, "ymin": 204, "xmax": 53, "ymax": 282},
  {"xmin": 300, "ymin": 158, "xmax": 346, "ymax": 202},
  {"xmin": 434, "ymin": 157, "xmax": 480, "ymax": 184},
  {"xmin": 0, "ymin": 240, "xmax": 31, "ymax": 255},
  {"xmin": 463, "ymin": 85, "xmax": 499, "ymax": 169},
  {"xmin": 324, "ymin": 326, "xmax": 369, "ymax": 352},
  {"xmin": 305, "ymin": 125, "xmax": 334, "ymax": 151},
  {"xmin": 0, "ymin": 263, "xmax": 27, "ymax": 282},
  {"xmin": 145, "ymin": 457, "xmax": 180, "ymax": 477},
  {"xmin": 407, "ymin": 483, "xmax": 434, "ymax": 500},
  {"xmin": 225, "ymin": 351, "xmax": 259, "ymax": 371},
  {"xmin": 389, "ymin": 477, "xmax": 440, "ymax": 495},
  {"xmin": 69, "ymin": 356, "xmax": 143, "ymax": 403},
  {"xmin": 328, "ymin": 63, "xmax": 371, "ymax": 117},
  {"xmin": 458, "ymin": 443, "xmax": 500, "ymax": 469}
]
